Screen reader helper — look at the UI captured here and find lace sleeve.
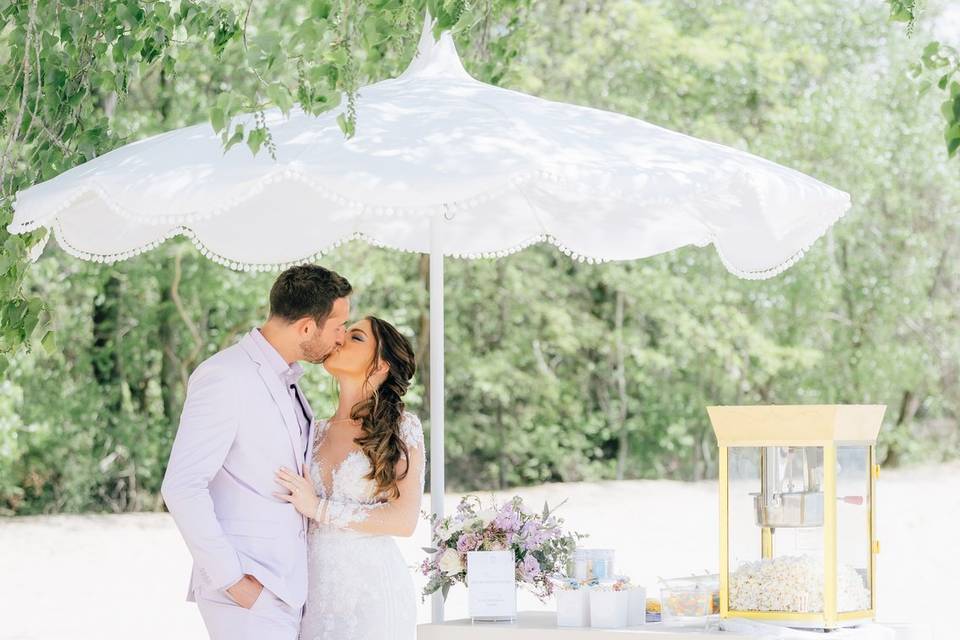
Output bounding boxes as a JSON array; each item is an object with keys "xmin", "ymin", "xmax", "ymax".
[{"xmin": 313, "ymin": 413, "xmax": 425, "ymax": 537}]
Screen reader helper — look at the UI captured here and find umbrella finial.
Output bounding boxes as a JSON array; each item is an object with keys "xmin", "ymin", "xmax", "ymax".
[{"xmin": 399, "ymin": 10, "xmax": 470, "ymax": 80}]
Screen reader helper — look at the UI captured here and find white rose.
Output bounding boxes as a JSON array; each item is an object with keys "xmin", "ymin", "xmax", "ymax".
[
  {"xmin": 437, "ymin": 519, "xmax": 464, "ymax": 542},
  {"xmin": 478, "ymin": 509, "xmax": 497, "ymax": 527},
  {"xmin": 436, "ymin": 522, "xmax": 452, "ymax": 540},
  {"xmin": 439, "ymin": 549, "xmax": 464, "ymax": 576}
]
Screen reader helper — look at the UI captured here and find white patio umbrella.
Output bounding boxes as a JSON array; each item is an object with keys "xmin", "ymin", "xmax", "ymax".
[{"xmin": 9, "ymin": 15, "xmax": 850, "ymax": 622}]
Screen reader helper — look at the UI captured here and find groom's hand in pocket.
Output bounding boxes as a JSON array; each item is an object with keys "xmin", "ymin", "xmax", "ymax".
[{"xmin": 225, "ymin": 574, "xmax": 263, "ymax": 609}]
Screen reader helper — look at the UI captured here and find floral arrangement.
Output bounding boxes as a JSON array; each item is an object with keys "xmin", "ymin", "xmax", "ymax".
[
  {"xmin": 421, "ymin": 495, "xmax": 583, "ymax": 601},
  {"xmin": 730, "ymin": 556, "xmax": 870, "ymax": 613}
]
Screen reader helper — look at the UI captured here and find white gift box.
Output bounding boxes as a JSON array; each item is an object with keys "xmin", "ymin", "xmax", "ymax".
[
  {"xmin": 467, "ymin": 551, "xmax": 517, "ymax": 621},
  {"xmin": 589, "ymin": 589, "xmax": 629, "ymax": 629},
  {"xmin": 556, "ymin": 589, "xmax": 590, "ymax": 627},
  {"xmin": 627, "ymin": 586, "xmax": 647, "ymax": 626}
]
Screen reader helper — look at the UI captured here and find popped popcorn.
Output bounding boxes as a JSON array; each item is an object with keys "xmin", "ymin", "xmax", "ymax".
[{"xmin": 729, "ymin": 556, "xmax": 870, "ymax": 613}]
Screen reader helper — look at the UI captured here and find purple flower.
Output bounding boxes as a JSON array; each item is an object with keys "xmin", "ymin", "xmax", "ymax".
[
  {"xmin": 456, "ymin": 533, "xmax": 479, "ymax": 552},
  {"xmin": 519, "ymin": 554, "xmax": 542, "ymax": 581},
  {"xmin": 520, "ymin": 520, "xmax": 550, "ymax": 549},
  {"xmin": 493, "ymin": 504, "xmax": 522, "ymax": 532}
]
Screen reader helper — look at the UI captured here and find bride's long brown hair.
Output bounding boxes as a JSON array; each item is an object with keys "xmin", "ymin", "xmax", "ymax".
[{"xmin": 349, "ymin": 316, "xmax": 417, "ymax": 500}]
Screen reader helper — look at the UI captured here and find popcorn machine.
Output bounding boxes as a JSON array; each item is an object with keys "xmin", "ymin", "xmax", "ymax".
[{"xmin": 708, "ymin": 405, "xmax": 884, "ymax": 629}]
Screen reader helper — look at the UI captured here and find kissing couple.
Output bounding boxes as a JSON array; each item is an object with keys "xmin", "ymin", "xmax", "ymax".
[{"xmin": 161, "ymin": 264, "xmax": 423, "ymax": 640}]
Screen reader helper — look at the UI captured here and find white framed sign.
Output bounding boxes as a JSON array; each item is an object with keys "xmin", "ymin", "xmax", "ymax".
[{"xmin": 467, "ymin": 550, "xmax": 517, "ymax": 622}]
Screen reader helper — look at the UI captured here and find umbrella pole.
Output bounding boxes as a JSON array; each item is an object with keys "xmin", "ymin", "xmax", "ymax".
[{"xmin": 429, "ymin": 212, "xmax": 446, "ymax": 623}]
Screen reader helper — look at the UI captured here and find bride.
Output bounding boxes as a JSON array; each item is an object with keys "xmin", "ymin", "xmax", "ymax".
[{"xmin": 275, "ymin": 315, "xmax": 423, "ymax": 640}]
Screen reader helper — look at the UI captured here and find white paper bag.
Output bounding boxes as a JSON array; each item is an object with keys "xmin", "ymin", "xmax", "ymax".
[
  {"xmin": 589, "ymin": 589, "xmax": 628, "ymax": 629},
  {"xmin": 556, "ymin": 589, "xmax": 590, "ymax": 627},
  {"xmin": 627, "ymin": 586, "xmax": 647, "ymax": 626},
  {"xmin": 467, "ymin": 551, "xmax": 517, "ymax": 621}
]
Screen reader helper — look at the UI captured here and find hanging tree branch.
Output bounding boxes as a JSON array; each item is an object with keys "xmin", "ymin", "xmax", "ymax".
[{"xmin": 887, "ymin": 0, "xmax": 960, "ymax": 159}]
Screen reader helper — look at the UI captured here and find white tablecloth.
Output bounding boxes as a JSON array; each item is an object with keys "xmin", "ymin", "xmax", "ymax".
[{"xmin": 418, "ymin": 612, "xmax": 900, "ymax": 640}]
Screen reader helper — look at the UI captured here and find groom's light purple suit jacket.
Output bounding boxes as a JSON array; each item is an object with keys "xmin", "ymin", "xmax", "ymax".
[{"xmin": 161, "ymin": 331, "xmax": 312, "ymax": 609}]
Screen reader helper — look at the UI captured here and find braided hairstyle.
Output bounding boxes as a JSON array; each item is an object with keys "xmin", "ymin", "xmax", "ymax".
[{"xmin": 349, "ymin": 316, "xmax": 417, "ymax": 500}]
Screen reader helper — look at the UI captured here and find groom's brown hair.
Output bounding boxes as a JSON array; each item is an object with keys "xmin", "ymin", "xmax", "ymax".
[{"xmin": 269, "ymin": 264, "xmax": 352, "ymax": 325}]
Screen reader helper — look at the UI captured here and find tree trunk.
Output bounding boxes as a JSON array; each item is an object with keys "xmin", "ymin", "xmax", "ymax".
[
  {"xmin": 417, "ymin": 254, "xmax": 430, "ymax": 403},
  {"xmin": 92, "ymin": 275, "xmax": 122, "ymax": 400},
  {"xmin": 884, "ymin": 390, "xmax": 922, "ymax": 467},
  {"xmin": 496, "ymin": 403, "xmax": 506, "ymax": 490},
  {"xmin": 614, "ymin": 289, "xmax": 629, "ymax": 480},
  {"xmin": 158, "ymin": 261, "xmax": 181, "ymax": 428},
  {"xmin": 91, "ymin": 273, "xmax": 125, "ymax": 510}
]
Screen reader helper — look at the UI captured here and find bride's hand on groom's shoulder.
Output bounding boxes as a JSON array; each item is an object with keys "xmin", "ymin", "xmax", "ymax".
[{"xmin": 274, "ymin": 466, "xmax": 320, "ymax": 519}]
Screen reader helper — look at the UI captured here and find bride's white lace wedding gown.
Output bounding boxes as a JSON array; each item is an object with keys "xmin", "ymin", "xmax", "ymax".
[{"xmin": 299, "ymin": 412, "xmax": 424, "ymax": 640}]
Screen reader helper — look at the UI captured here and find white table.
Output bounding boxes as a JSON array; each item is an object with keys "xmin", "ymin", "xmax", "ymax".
[
  {"xmin": 419, "ymin": 612, "xmax": 904, "ymax": 640},
  {"xmin": 418, "ymin": 612, "xmax": 751, "ymax": 639}
]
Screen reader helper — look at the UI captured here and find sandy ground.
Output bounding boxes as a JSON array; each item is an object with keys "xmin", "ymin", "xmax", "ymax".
[{"xmin": 1, "ymin": 465, "xmax": 956, "ymax": 639}]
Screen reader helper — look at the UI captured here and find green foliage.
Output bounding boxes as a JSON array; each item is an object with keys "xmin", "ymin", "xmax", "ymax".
[
  {"xmin": 914, "ymin": 40, "xmax": 960, "ymax": 158},
  {"xmin": 887, "ymin": 0, "xmax": 960, "ymax": 158},
  {"xmin": 888, "ymin": 0, "xmax": 922, "ymax": 32}
]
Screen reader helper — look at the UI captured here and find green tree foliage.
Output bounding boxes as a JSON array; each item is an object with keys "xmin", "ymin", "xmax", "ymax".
[
  {"xmin": 1, "ymin": 0, "xmax": 958, "ymax": 514},
  {"xmin": 887, "ymin": 0, "xmax": 960, "ymax": 158}
]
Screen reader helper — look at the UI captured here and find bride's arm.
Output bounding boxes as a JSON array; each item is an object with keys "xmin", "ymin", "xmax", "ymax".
[
  {"xmin": 274, "ymin": 414, "xmax": 425, "ymax": 537},
  {"xmin": 315, "ymin": 445, "xmax": 424, "ymax": 537}
]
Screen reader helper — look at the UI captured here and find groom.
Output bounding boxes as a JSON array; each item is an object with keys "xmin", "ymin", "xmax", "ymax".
[{"xmin": 161, "ymin": 264, "xmax": 352, "ymax": 640}]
